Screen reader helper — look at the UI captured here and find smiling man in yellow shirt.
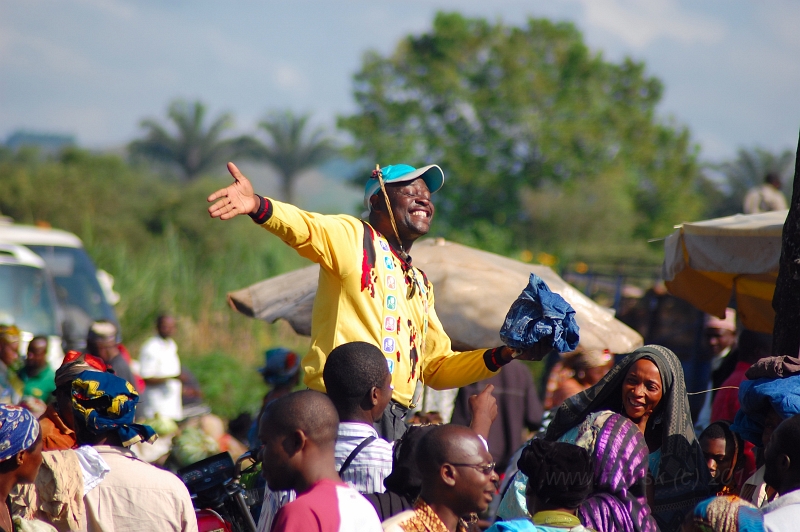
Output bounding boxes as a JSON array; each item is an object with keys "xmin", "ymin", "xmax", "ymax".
[{"xmin": 209, "ymin": 162, "xmax": 549, "ymax": 440}]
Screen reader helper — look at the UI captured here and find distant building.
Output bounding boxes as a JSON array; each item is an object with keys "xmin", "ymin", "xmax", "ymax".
[{"xmin": 5, "ymin": 131, "xmax": 76, "ymax": 154}]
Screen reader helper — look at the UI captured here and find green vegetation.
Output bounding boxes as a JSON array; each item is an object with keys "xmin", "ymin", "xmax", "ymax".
[
  {"xmin": 339, "ymin": 13, "xmax": 703, "ymax": 263},
  {"xmin": 0, "ymin": 147, "xmax": 310, "ymax": 417}
]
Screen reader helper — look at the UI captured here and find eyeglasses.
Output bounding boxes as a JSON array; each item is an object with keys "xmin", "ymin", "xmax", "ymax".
[{"xmin": 449, "ymin": 462, "xmax": 496, "ymax": 475}]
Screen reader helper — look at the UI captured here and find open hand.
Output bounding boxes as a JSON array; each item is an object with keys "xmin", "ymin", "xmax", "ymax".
[{"xmin": 207, "ymin": 162, "xmax": 258, "ymax": 220}]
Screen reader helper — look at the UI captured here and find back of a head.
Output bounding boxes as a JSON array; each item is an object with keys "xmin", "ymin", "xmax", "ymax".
[
  {"xmin": 263, "ymin": 390, "xmax": 339, "ymax": 448},
  {"xmin": 737, "ymin": 330, "xmax": 772, "ymax": 364},
  {"xmin": 765, "ymin": 172, "xmax": 782, "ymax": 188},
  {"xmin": 323, "ymin": 341, "xmax": 388, "ymax": 414},
  {"xmin": 518, "ymin": 438, "xmax": 593, "ymax": 510},
  {"xmin": 774, "ymin": 414, "xmax": 800, "ymax": 465},
  {"xmin": 384, "ymin": 424, "xmax": 436, "ymax": 499}
]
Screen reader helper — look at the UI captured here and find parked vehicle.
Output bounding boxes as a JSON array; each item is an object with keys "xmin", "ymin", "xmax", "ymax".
[
  {"xmin": 0, "ymin": 219, "xmax": 119, "ymax": 351},
  {"xmin": 0, "ymin": 243, "xmax": 63, "ymax": 366}
]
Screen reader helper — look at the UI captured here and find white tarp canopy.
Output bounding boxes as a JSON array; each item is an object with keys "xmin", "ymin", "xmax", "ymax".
[
  {"xmin": 229, "ymin": 238, "xmax": 643, "ymax": 353},
  {"xmin": 662, "ymin": 209, "xmax": 786, "ymax": 333}
]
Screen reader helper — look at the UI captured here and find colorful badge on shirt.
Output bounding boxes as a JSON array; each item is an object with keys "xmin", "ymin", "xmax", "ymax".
[
  {"xmin": 382, "ymin": 337, "xmax": 396, "ymax": 353},
  {"xmin": 386, "ymin": 275, "xmax": 396, "ymax": 290},
  {"xmin": 379, "ymin": 240, "xmax": 390, "ymax": 252},
  {"xmin": 386, "ymin": 359, "xmax": 395, "ymax": 374},
  {"xmin": 386, "ymin": 295, "xmax": 397, "ymax": 310},
  {"xmin": 384, "ymin": 316, "xmax": 396, "ymax": 332},
  {"xmin": 384, "ymin": 256, "xmax": 394, "ymax": 270}
]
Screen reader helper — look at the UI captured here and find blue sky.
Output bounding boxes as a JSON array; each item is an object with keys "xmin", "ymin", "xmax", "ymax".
[{"xmin": 2, "ymin": 0, "xmax": 799, "ymax": 163}]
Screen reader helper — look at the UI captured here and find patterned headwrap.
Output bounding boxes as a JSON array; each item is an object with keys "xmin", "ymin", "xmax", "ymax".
[
  {"xmin": 71, "ymin": 370, "xmax": 156, "ymax": 447},
  {"xmin": 0, "ymin": 404, "xmax": 40, "ymax": 461},
  {"xmin": 692, "ymin": 495, "xmax": 764, "ymax": 532},
  {"xmin": 545, "ymin": 345, "xmax": 710, "ymax": 532}
]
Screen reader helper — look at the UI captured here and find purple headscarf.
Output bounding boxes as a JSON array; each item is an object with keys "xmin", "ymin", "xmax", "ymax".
[{"xmin": 568, "ymin": 411, "xmax": 658, "ymax": 532}]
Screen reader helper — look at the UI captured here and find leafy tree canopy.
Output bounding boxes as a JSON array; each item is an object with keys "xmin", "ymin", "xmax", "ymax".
[{"xmin": 339, "ymin": 12, "xmax": 703, "ymax": 258}]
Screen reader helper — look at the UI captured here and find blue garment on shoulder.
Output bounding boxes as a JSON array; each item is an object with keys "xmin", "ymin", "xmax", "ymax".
[
  {"xmin": 486, "ymin": 520, "xmax": 537, "ymax": 532},
  {"xmin": 500, "ymin": 274, "xmax": 579, "ymax": 353},
  {"xmin": 731, "ymin": 374, "xmax": 800, "ymax": 446}
]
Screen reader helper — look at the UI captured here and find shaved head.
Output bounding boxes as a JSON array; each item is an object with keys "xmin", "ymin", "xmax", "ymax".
[
  {"xmin": 415, "ymin": 424, "xmax": 498, "ymax": 516},
  {"xmin": 417, "ymin": 424, "xmax": 487, "ymax": 479},
  {"xmin": 261, "ymin": 390, "xmax": 339, "ymax": 448}
]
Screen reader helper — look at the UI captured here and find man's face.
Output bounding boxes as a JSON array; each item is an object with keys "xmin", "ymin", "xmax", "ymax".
[
  {"xmin": 449, "ymin": 436, "xmax": 500, "ymax": 514},
  {"xmin": 373, "ymin": 371, "xmax": 393, "ymax": 422},
  {"xmin": 705, "ymin": 327, "xmax": 735, "ymax": 356},
  {"xmin": 92, "ymin": 337, "xmax": 119, "ymax": 362},
  {"xmin": 257, "ymin": 412, "xmax": 299, "ymax": 492},
  {"xmin": 26, "ymin": 339, "xmax": 48, "ymax": 372},
  {"xmin": 381, "ymin": 178, "xmax": 435, "ymax": 239},
  {"xmin": 0, "ymin": 340, "xmax": 19, "ymax": 366},
  {"xmin": 701, "ymin": 436, "xmax": 733, "ymax": 480},
  {"xmin": 158, "ymin": 317, "xmax": 176, "ymax": 339},
  {"xmin": 54, "ymin": 385, "xmax": 76, "ymax": 430},
  {"xmin": 764, "ymin": 421, "xmax": 787, "ymax": 491}
]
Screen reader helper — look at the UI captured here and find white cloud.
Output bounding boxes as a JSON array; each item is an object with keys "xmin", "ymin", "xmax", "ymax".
[
  {"xmin": 274, "ymin": 63, "xmax": 309, "ymax": 92},
  {"xmin": 572, "ymin": 0, "xmax": 725, "ymax": 49}
]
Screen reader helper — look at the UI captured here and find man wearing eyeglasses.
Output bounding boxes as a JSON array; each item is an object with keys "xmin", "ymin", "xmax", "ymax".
[
  {"xmin": 209, "ymin": 162, "xmax": 551, "ymax": 441},
  {"xmin": 382, "ymin": 424, "xmax": 499, "ymax": 532}
]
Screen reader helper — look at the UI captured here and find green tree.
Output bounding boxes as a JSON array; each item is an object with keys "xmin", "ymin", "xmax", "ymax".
[
  {"xmin": 339, "ymin": 12, "xmax": 702, "ymax": 256},
  {"xmin": 248, "ymin": 111, "xmax": 335, "ymax": 203},
  {"xmin": 704, "ymin": 147, "xmax": 795, "ymax": 217},
  {"xmin": 129, "ymin": 100, "xmax": 248, "ymax": 180}
]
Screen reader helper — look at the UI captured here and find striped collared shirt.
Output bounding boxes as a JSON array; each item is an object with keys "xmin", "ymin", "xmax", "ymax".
[{"xmin": 334, "ymin": 422, "xmax": 394, "ymax": 495}]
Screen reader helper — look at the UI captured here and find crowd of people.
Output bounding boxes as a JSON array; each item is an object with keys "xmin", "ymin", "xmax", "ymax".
[{"xmin": 0, "ymin": 161, "xmax": 793, "ymax": 532}]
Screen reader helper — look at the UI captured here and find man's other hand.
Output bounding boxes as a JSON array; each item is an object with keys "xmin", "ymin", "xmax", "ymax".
[
  {"xmin": 468, "ymin": 384, "xmax": 497, "ymax": 439},
  {"xmin": 207, "ymin": 162, "xmax": 258, "ymax": 220},
  {"xmin": 503, "ymin": 338, "xmax": 554, "ymax": 363}
]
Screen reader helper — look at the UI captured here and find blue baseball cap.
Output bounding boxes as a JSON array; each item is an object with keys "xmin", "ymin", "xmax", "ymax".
[
  {"xmin": 363, "ymin": 164, "xmax": 445, "ymax": 208},
  {"xmin": 259, "ymin": 347, "xmax": 300, "ymax": 386}
]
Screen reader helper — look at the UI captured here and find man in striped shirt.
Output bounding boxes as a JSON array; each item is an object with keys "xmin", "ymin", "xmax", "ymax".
[{"xmin": 325, "ymin": 341, "xmax": 395, "ymax": 494}]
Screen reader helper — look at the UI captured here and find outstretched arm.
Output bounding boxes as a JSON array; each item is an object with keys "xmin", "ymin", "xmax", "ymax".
[{"xmin": 207, "ymin": 162, "xmax": 259, "ymax": 219}]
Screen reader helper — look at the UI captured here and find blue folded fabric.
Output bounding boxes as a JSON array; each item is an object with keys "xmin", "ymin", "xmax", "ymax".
[
  {"xmin": 731, "ymin": 374, "xmax": 800, "ymax": 446},
  {"xmin": 500, "ymin": 274, "xmax": 580, "ymax": 353}
]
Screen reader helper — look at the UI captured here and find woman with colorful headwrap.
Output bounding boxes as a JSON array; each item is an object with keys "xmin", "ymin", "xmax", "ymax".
[
  {"xmin": 70, "ymin": 370, "xmax": 156, "ymax": 447},
  {"xmin": 0, "ymin": 404, "xmax": 47, "ymax": 532},
  {"xmin": 498, "ymin": 412, "xmax": 659, "ymax": 532},
  {"xmin": 684, "ymin": 495, "xmax": 764, "ymax": 532},
  {"xmin": 542, "ymin": 345, "xmax": 710, "ymax": 532}
]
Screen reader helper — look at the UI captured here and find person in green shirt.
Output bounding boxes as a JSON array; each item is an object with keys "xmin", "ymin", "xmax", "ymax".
[{"xmin": 18, "ymin": 336, "xmax": 55, "ymax": 401}]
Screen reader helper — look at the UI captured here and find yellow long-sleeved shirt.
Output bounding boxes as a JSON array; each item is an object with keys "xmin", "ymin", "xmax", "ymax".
[{"xmin": 259, "ymin": 199, "xmax": 499, "ymax": 406}]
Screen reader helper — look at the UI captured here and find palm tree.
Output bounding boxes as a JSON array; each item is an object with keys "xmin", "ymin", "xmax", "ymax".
[
  {"xmin": 129, "ymin": 100, "xmax": 249, "ymax": 180},
  {"xmin": 249, "ymin": 111, "xmax": 335, "ymax": 203}
]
